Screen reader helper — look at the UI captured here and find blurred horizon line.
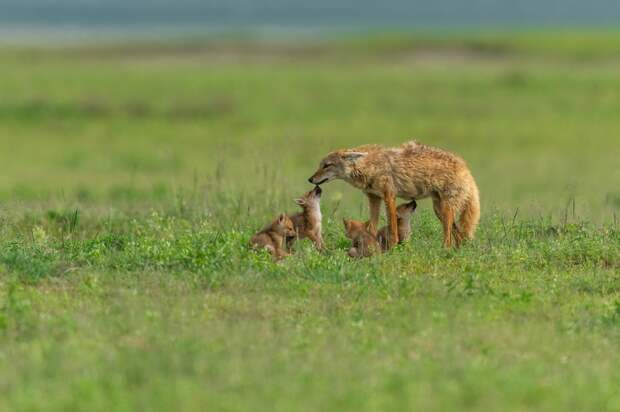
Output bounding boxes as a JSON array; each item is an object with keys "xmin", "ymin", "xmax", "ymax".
[
  {"xmin": 2, "ymin": 0, "xmax": 620, "ymax": 45},
  {"xmin": 2, "ymin": 23, "xmax": 620, "ymax": 47}
]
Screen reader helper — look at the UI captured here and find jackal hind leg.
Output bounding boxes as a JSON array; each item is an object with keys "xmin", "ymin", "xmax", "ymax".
[
  {"xmin": 452, "ymin": 225, "xmax": 463, "ymax": 248},
  {"xmin": 433, "ymin": 197, "xmax": 455, "ymax": 248},
  {"xmin": 434, "ymin": 202, "xmax": 462, "ymax": 247}
]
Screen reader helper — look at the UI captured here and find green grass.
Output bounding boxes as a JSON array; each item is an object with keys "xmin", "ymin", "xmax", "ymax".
[
  {"xmin": 0, "ymin": 33, "xmax": 619, "ymax": 411},
  {"xmin": 338, "ymin": 29, "xmax": 620, "ymax": 60}
]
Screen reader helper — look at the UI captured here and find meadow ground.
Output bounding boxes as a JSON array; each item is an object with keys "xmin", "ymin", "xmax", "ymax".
[{"xmin": 0, "ymin": 32, "xmax": 619, "ymax": 411}]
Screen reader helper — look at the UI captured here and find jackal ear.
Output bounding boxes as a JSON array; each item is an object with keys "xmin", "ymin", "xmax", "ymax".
[
  {"xmin": 341, "ymin": 152, "xmax": 366, "ymax": 162},
  {"xmin": 294, "ymin": 198, "xmax": 305, "ymax": 206}
]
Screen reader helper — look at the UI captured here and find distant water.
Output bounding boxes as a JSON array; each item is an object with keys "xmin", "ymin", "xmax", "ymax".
[{"xmin": 1, "ymin": 0, "xmax": 619, "ymax": 44}]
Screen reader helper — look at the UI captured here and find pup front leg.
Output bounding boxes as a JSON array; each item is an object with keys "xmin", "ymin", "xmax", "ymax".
[
  {"xmin": 307, "ymin": 231, "xmax": 324, "ymax": 252},
  {"xmin": 384, "ymin": 192, "xmax": 398, "ymax": 249},
  {"xmin": 347, "ymin": 247, "xmax": 360, "ymax": 258},
  {"xmin": 274, "ymin": 238, "xmax": 292, "ymax": 260},
  {"xmin": 275, "ymin": 247, "xmax": 291, "ymax": 260},
  {"xmin": 367, "ymin": 193, "xmax": 382, "ymax": 236},
  {"xmin": 285, "ymin": 237, "xmax": 295, "ymax": 253}
]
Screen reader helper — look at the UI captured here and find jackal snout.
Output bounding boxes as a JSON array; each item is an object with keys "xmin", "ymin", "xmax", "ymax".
[
  {"xmin": 308, "ymin": 172, "xmax": 330, "ymax": 185},
  {"xmin": 308, "ymin": 161, "xmax": 335, "ymax": 185}
]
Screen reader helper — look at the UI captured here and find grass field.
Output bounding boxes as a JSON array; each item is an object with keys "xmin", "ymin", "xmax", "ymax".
[{"xmin": 0, "ymin": 32, "xmax": 619, "ymax": 411}]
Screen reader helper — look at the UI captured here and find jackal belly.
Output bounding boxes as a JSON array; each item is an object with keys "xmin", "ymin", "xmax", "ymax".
[
  {"xmin": 364, "ymin": 185, "xmax": 430, "ymax": 200},
  {"xmin": 395, "ymin": 181, "xmax": 432, "ymax": 200}
]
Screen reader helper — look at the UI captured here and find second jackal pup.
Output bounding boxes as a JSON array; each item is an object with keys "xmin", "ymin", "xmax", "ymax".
[
  {"xmin": 377, "ymin": 200, "xmax": 417, "ymax": 251},
  {"xmin": 287, "ymin": 185, "xmax": 324, "ymax": 251},
  {"xmin": 343, "ymin": 218, "xmax": 381, "ymax": 258},
  {"xmin": 250, "ymin": 214, "xmax": 296, "ymax": 260}
]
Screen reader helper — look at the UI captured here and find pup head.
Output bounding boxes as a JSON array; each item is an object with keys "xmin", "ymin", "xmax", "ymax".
[
  {"xmin": 274, "ymin": 214, "xmax": 296, "ymax": 237},
  {"xmin": 396, "ymin": 200, "xmax": 417, "ymax": 219},
  {"xmin": 294, "ymin": 185, "xmax": 322, "ymax": 209},
  {"xmin": 342, "ymin": 218, "xmax": 367, "ymax": 239},
  {"xmin": 308, "ymin": 150, "xmax": 367, "ymax": 185}
]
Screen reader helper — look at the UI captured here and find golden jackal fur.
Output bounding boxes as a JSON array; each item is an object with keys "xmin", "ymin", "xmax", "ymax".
[
  {"xmin": 250, "ymin": 214, "xmax": 296, "ymax": 260},
  {"xmin": 377, "ymin": 200, "xmax": 417, "ymax": 251},
  {"xmin": 287, "ymin": 186, "xmax": 324, "ymax": 252},
  {"xmin": 309, "ymin": 141, "xmax": 480, "ymax": 248},
  {"xmin": 342, "ymin": 218, "xmax": 381, "ymax": 258}
]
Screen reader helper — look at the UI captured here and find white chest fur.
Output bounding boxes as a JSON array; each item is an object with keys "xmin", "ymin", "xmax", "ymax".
[{"xmin": 309, "ymin": 207, "xmax": 322, "ymax": 232}]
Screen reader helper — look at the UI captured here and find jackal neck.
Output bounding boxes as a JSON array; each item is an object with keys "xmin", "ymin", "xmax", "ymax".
[
  {"xmin": 301, "ymin": 204, "xmax": 321, "ymax": 229},
  {"xmin": 347, "ymin": 166, "xmax": 368, "ymax": 189}
]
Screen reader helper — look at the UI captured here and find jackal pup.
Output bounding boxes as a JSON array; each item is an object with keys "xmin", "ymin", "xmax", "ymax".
[
  {"xmin": 343, "ymin": 218, "xmax": 381, "ymax": 258},
  {"xmin": 250, "ymin": 214, "xmax": 296, "ymax": 260},
  {"xmin": 287, "ymin": 185, "xmax": 324, "ymax": 252},
  {"xmin": 377, "ymin": 200, "xmax": 417, "ymax": 251}
]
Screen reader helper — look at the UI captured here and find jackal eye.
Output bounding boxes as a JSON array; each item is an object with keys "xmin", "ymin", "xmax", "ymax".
[{"xmin": 323, "ymin": 163, "xmax": 333, "ymax": 169}]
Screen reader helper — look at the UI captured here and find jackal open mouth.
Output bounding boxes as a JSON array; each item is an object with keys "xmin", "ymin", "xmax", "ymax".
[
  {"xmin": 313, "ymin": 185, "xmax": 322, "ymax": 196},
  {"xmin": 316, "ymin": 178, "xmax": 328, "ymax": 185}
]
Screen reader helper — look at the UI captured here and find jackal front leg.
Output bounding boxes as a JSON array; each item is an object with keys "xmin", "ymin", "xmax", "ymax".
[
  {"xmin": 367, "ymin": 193, "xmax": 381, "ymax": 236},
  {"xmin": 384, "ymin": 192, "xmax": 398, "ymax": 249}
]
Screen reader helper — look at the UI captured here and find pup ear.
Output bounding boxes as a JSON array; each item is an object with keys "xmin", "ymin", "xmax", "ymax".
[
  {"xmin": 341, "ymin": 151, "xmax": 366, "ymax": 162},
  {"xmin": 342, "ymin": 218, "xmax": 350, "ymax": 229},
  {"xmin": 294, "ymin": 198, "xmax": 305, "ymax": 206},
  {"xmin": 278, "ymin": 213, "xmax": 287, "ymax": 223}
]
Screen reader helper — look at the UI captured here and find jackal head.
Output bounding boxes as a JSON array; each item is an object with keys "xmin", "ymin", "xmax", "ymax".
[
  {"xmin": 294, "ymin": 185, "xmax": 322, "ymax": 209},
  {"xmin": 273, "ymin": 214, "xmax": 296, "ymax": 237},
  {"xmin": 308, "ymin": 150, "xmax": 366, "ymax": 185},
  {"xmin": 342, "ymin": 218, "xmax": 369, "ymax": 240},
  {"xmin": 396, "ymin": 200, "xmax": 417, "ymax": 219}
]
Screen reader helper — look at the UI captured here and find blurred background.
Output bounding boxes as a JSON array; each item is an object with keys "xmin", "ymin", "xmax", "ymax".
[
  {"xmin": 2, "ymin": 1, "xmax": 620, "ymax": 41},
  {"xmin": 0, "ymin": 0, "xmax": 619, "ymax": 223}
]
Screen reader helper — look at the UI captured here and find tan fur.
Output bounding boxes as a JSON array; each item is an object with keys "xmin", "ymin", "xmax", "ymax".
[
  {"xmin": 287, "ymin": 186, "xmax": 324, "ymax": 251},
  {"xmin": 310, "ymin": 140, "xmax": 480, "ymax": 248},
  {"xmin": 343, "ymin": 218, "xmax": 381, "ymax": 258},
  {"xmin": 250, "ymin": 214, "xmax": 296, "ymax": 260},
  {"xmin": 376, "ymin": 200, "xmax": 417, "ymax": 251}
]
